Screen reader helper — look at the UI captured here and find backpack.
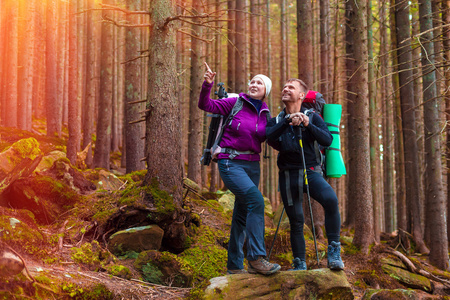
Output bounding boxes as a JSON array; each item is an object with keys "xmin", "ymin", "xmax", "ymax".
[{"xmin": 200, "ymin": 83, "xmax": 244, "ymax": 166}]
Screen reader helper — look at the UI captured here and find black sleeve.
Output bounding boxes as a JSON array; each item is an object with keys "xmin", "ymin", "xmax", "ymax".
[
  {"xmin": 306, "ymin": 113, "xmax": 333, "ymax": 147},
  {"xmin": 266, "ymin": 117, "xmax": 289, "ymax": 151}
]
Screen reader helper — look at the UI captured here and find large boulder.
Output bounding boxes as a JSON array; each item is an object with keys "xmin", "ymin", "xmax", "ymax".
[
  {"xmin": 108, "ymin": 225, "xmax": 164, "ymax": 255},
  {"xmin": 0, "ymin": 138, "xmax": 42, "ymax": 176},
  {"xmin": 1, "ymin": 174, "xmax": 80, "ymax": 224},
  {"xmin": 35, "ymin": 150, "xmax": 66, "ymax": 173},
  {"xmin": 0, "ymin": 247, "xmax": 24, "ymax": 277},
  {"xmin": 97, "ymin": 170, "xmax": 124, "ymax": 191},
  {"xmin": 204, "ymin": 269, "xmax": 353, "ymax": 299}
]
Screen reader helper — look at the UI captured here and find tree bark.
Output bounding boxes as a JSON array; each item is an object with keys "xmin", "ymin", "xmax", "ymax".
[
  {"xmin": 145, "ymin": 0, "xmax": 183, "ymax": 206},
  {"xmin": 346, "ymin": 0, "xmax": 374, "ymax": 253},
  {"xmin": 46, "ymin": 0, "xmax": 59, "ymax": 136},
  {"xmin": 235, "ymin": 0, "xmax": 246, "ymax": 92},
  {"xmin": 367, "ymin": 0, "xmax": 380, "ymax": 242},
  {"xmin": 227, "ymin": 0, "xmax": 235, "ymax": 92},
  {"xmin": 418, "ymin": 0, "xmax": 448, "ymax": 269},
  {"xmin": 93, "ymin": 0, "xmax": 114, "ymax": 169},
  {"xmin": 297, "ymin": 0, "xmax": 313, "ymax": 86},
  {"xmin": 67, "ymin": 0, "xmax": 80, "ymax": 164},
  {"xmin": 394, "ymin": 0, "xmax": 429, "ymax": 254},
  {"xmin": 124, "ymin": 0, "xmax": 145, "ymax": 173},
  {"xmin": 380, "ymin": 0, "xmax": 394, "ymax": 233},
  {"xmin": 280, "ymin": 0, "xmax": 288, "ymax": 86},
  {"xmin": 18, "ymin": 0, "xmax": 34, "ymax": 130},
  {"xmin": 443, "ymin": 0, "xmax": 450, "ymax": 248},
  {"xmin": 187, "ymin": 0, "xmax": 204, "ymax": 185},
  {"xmin": 319, "ymin": 0, "xmax": 329, "ymax": 94},
  {"xmin": 389, "ymin": 0, "xmax": 409, "ymax": 249},
  {"xmin": 83, "ymin": 0, "xmax": 97, "ymax": 167}
]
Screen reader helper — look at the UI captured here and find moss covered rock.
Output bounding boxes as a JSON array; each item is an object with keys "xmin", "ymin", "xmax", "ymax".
[
  {"xmin": 0, "ymin": 214, "xmax": 45, "ymax": 256},
  {"xmin": 204, "ymin": 269, "xmax": 353, "ymax": 299},
  {"xmin": 0, "ymin": 138, "xmax": 42, "ymax": 175},
  {"xmin": 108, "ymin": 225, "xmax": 164, "ymax": 255},
  {"xmin": 135, "ymin": 250, "xmax": 192, "ymax": 287},
  {"xmin": 1, "ymin": 174, "xmax": 80, "ymax": 224},
  {"xmin": 97, "ymin": 170, "xmax": 124, "ymax": 191},
  {"xmin": 381, "ymin": 264, "xmax": 431, "ymax": 292},
  {"xmin": 362, "ymin": 288, "xmax": 441, "ymax": 299},
  {"xmin": 0, "ymin": 247, "xmax": 24, "ymax": 277}
]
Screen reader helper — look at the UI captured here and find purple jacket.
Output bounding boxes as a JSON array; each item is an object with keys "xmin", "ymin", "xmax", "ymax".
[{"xmin": 199, "ymin": 81, "xmax": 270, "ymax": 161}]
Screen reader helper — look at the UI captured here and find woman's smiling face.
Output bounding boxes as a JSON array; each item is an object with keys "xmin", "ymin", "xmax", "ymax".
[{"xmin": 248, "ymin": 77, "xmax": 266, "ymax": 100}]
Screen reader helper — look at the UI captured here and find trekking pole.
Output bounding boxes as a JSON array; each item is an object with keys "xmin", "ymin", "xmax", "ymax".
[
  {"xmin": 299, "ymin": 134, "xmax": 321, "ymax": 267},
  {"xmin": 268, "ymin": 207, "xmax": 284, "ymax": 260}
]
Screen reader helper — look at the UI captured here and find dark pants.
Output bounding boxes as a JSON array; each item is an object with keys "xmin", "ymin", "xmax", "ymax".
[
  {"xmin": 218, "ymin": 159, "xmax": 266, "ymax": 270},
  {"xmin": 279, "ymin": 168, "xmax": 341, "ymax": 260}
]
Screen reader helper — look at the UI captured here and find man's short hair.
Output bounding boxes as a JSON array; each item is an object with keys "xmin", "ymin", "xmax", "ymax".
[{"xmin": 286, "ymin": 78, "xmax": 308, "ymax": 93}]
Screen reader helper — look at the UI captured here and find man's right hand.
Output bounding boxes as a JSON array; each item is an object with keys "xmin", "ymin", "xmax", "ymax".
[{"xmin": 203, "ymin": 62, "xmax": 216, "ymax": 84}]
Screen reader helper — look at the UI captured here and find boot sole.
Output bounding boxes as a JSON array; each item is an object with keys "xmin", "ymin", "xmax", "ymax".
[{"xmin": 248, "ymin": 264, "xmax": 281, "ymax": 275}]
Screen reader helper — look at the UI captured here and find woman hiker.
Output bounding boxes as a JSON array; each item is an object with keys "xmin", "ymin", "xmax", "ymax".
[{"xmin": 198, "ymin": 62, "xmax": 280, "ymax": 276}]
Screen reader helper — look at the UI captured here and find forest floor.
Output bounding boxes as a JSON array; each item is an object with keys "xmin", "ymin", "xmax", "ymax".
[{"xmin": 1, "ymin": 126, "xmax": 449, "ymax": 299}]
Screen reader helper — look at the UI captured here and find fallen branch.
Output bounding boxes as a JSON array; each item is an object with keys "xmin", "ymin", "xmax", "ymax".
[
  {"xmin": 385, "ymin": 248, "xmax": 450, "ymax": 287},
  {"xmin": 58, "ymin": 220, "xmax": 69, "ymax": 253}
]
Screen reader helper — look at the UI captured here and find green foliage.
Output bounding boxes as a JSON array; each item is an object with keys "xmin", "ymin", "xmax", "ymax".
[
  {"xmin": 70, "ymin": 241, "xmax": 101, "ymax": 268},
  {"xmin": 142, "ymin": 263, "xmax": 164, "ymax": 284},
  {"xmin": 118, "ymin": 251, "xmax": 140, "ymax": 260},
  {"xmin": 0, "ymin": 215, "xmax": 45, "ymax": 256},
  {"xmin": 61, "ymin": 283, "xmax": 113, "ymax": 300},
  {"xmin": 179, "ymin": 226, "xmax": 227, "ymax": 283},
  {"xmin": 105, "ymin": 264, "xmax": 132, "ymax": 280},
  {"xmin": 9, "ymin": 137, "xmax": 42, "ymax": 161}
]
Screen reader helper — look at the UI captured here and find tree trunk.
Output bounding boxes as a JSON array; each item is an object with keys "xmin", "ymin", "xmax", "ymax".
[
  {"xmin": 57, "ymin": 0, "xmax": 66, "ymax": 131},
  {"xmin": 187, "ymin": 0, "xmax": 203, "ymax": 185},
  {"xmin": 319, "ymin": 0, "xmax": 329, "ymax": 94},
  {"xmin": 297, "ymin": 0, "xmax": 313, "ymax": 86},
  {"xmin": 346, "ymin": 0, "xmax": 374, "ymax": 253},
  {"xmin": 227, "ymin": 0, "xmax": 235, "ymax": 92},
  {"xmin": 124, "ymin": 0, "xmax": 145, "ymax": 173},
  {"xmin": 145, "ymin": 0, "xmax": 183, "ymax": 206},
  {"xmin": 4, "ymin": 0, "xmax": 18, "ymax": 128},
  {"xmin": 394, "ymin": 0, "xmax": 429, "ymax": 254},
  {"xmin": 389, "ymin": 0, "xmax": 409, "ymax": 249},
  {"xmin": 46, "ymin": 0, "xmax": 59, "ymax": 136},
  {"xmin": 83, "ymin": 0, "xmax": 97, "ymax": 167},
  {"xmin": 418, "ymin": 0, "xmax": 448, "ymax": 269},
  {"xmin": 235, "ymin": 0, "xmax": 246, "ymax": 92},
  {"xmin": 250, "ymin": 0, "xmax": 259, "ymax": 77},
  {"xmin": 18, "ymin": 0, "xmax": 34, "ymax": 130},
  {"xmin": 367, "ymin": 0, "xmax": 380, "ymax": 241},
  {"xmin": 67, "ymin": 0, "xmax": 80, "ymax": 164},
  {"xmin": 380, "ymin": 0, "xmax": 394, "ymax": 233},
  {"xmin": 280, "ymin": 0, "xmax": 287, "ymax": 86},
  {"xmin": 93, "ymin": 0, "xmax": 114, "ymax": 169},
  {"xmin": 443, "ymin": 0, "xmax": 450, "ymax": 248}
]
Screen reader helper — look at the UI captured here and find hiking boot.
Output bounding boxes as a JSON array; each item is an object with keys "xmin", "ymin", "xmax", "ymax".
[
  {"xmin": 289, "ymin": 257, "xmax": 307, "ymax": 271},
  {"xmin": 327, "ymin": 241, "xmax": 345, "ymax": 270},
  {"xmin": 248, "ymin": 257, "xmax": 281, "ymax": 275},
  {"xmin": 227, "ymin": 269, "xmax": 248, "ymax": 275}
]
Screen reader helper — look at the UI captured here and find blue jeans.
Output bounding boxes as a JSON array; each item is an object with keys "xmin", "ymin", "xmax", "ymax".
[{"xmin": 218, "ymin": 159, "xmax": 266, "ymax": 270}]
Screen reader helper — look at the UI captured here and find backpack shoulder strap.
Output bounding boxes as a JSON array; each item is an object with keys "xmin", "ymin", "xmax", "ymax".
[{"xmin": 211, "ymin": 97, "xmax": 243, "ymax": 151}]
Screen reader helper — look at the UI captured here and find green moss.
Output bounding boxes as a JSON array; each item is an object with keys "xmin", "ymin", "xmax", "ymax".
[
  {"xmin": 10, "ymin": 137, "xmax": 42, "ymax": 161},
  {"xmin": 148, "ymin": 177, "xmax": 176, "ymax": 214},
  {"xmin": 70, "ymin": 241, "xmax": 101, "ymax": 268},
  {"xmin": 142, "ymin": 263, "xmax": 164, "ymax": 284},
  {"xmin": 105, "ymin": 264, "xmax": 132, "ymax": 279},
  {"xmin": 118, "ymin": 251, "xmax": 140, "ymax": 260},
  {"xmin": 179, "ymin": 226, "xmax": 227, "ymax": 283},
  {"xmin": 61, "ymin": 282, "xmax": 113, "ymax": 300},
  {"xmin": 0, "ymin": 215, "xmax": 45, "ymax": 256},
  {"xmin": 118, "ymin": 169, "xmax": 147, "ymax": 184}
]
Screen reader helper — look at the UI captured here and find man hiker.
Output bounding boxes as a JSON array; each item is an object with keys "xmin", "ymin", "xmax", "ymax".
[{"xmin": 265, "ymin": 78, "xmax": 344, "ymax": 271}]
